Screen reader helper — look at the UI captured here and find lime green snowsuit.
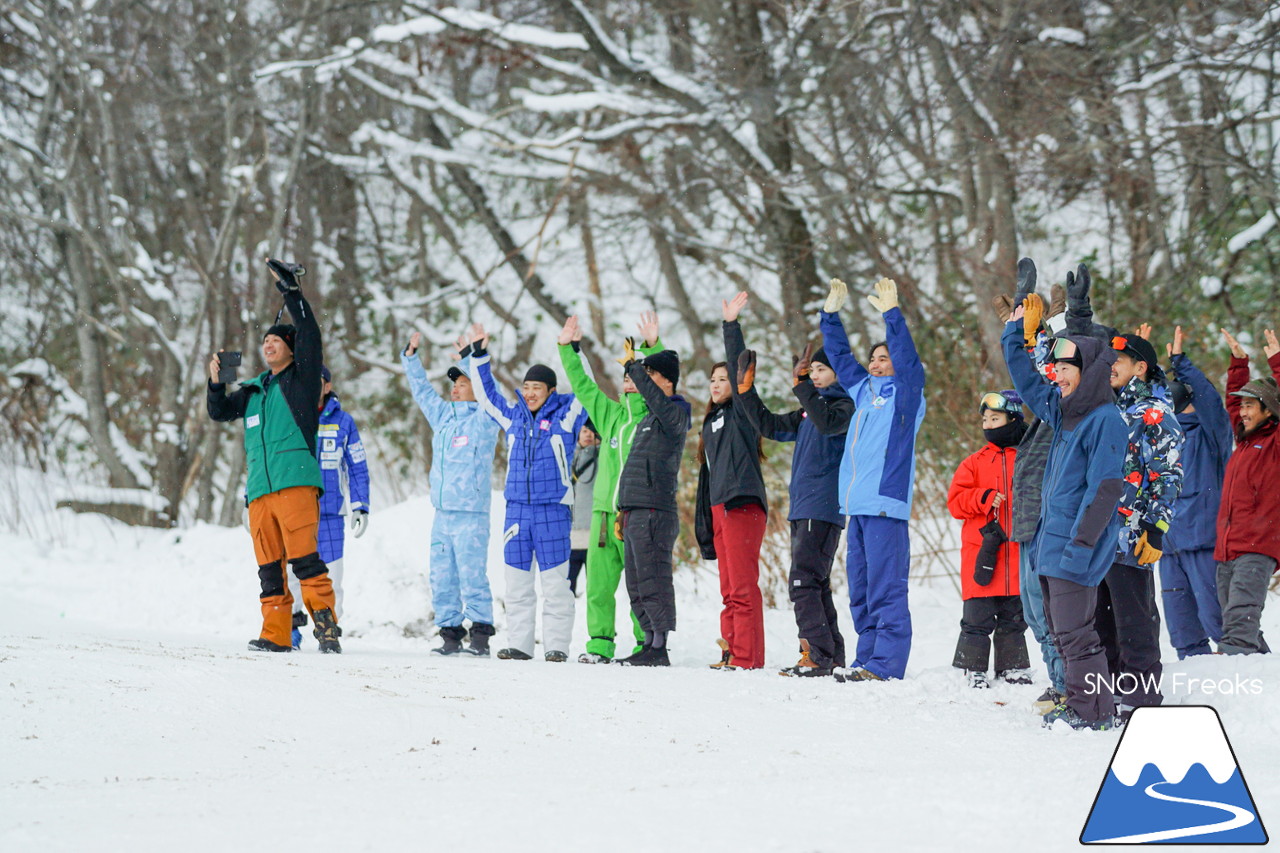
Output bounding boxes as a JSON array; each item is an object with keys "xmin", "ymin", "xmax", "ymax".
[{"xmin": 560, "ymin": 340, "xmax": 662, "ymax": 658}]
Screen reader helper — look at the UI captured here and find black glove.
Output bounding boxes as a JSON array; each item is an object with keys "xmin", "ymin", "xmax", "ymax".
[
  {"xmin": 1013, "ymin": 257, "xmax": 1037, "ymax": 308},
  {"xmin": 735, "ymin": 349, "xmax": 757, "ymax": 395},
  {"xmin": 266, "ymin": 258, "xmax": 305, "ymax": 293},
  {"xmin": 1065, "ymin": 262, "xmax": 1091, "ymax": 304},
  {"xmin": 973, "ymin": 519, "xmax": 1008, "ymax": 586},
  {"xmin": 456, "ymin": 341, "xmax": 475, "ymax": 360}
]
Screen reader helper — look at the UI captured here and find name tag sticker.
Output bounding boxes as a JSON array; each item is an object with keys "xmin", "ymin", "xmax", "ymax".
[
  {"xmin": 452, "ymin": 435, "xmax": 470, "ymax": 448},
  {"xmin": 539, "ymin": 420, "xmax": 551, "ymax": 431},
  {"xmin": 246, "ymin": 414, "xmax": 260, "ymax": 428}
]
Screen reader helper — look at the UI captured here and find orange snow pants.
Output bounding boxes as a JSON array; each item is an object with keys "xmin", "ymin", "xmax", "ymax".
[{"xmin": 248, "ymin": 486, "xmax": 336, "ymax": 646}]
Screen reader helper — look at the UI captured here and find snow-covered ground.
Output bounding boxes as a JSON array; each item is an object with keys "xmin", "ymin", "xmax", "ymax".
[{"xmin": 3, "ymin": 490, "xmax": 1278, "ymax": 852}]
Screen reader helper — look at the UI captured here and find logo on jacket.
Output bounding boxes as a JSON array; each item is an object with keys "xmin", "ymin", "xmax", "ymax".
[
  {"xmin": 610, "ymin": 437, "xmax": 619, "ymax": 449},
  {"xmin": 539, "ymin": 419, "xmax": 551, "ymax": 431},
  {"xmin": 1080, "ymin": 706, "xmax": 1267, "ymax": 844},
  {"xmin": 711, "ymin": 414, "xmax": 725, "ymax": 433}
]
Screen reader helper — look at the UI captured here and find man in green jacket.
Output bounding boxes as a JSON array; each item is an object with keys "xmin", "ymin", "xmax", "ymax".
[
  {"xmin": 207, "ymin": 258, "xmax": 341, "ymax": 654},
  {"xmin": 557, "ymin": 311, "xmax": 664, "ymax": 663}
]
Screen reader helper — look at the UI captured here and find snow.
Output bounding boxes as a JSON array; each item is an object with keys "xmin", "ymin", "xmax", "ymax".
[
  {"xmin": 1227, "ymin": 209, "xmax": 1277, "ymax": 253},
  {"xmin": 3, "ymin": 477, "xmax": 1279, "ymax": 851},
  {"xmin": 370, "ymin": 15, "xmax": 447, "ymax": 43},
  {"xmin": 50, "ymin": 485, "xmax": 170, "ymax": 513},
  {"xmin": 1038, "ymin": 27, "xmax": 1087, "ymax": 46}
]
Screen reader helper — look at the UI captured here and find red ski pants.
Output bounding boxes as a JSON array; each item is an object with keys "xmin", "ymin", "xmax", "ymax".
[{"xmin": 713, "ymin": 502, "xmax": 767, "ymax": 669}]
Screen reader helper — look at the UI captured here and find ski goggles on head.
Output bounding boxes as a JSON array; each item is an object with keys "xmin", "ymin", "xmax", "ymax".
[
  {"xmin": 979, "ymin": 392, "xmax": 1021, "ymax": 415},
  {"xmin": 1049, "ymin": 337, "xmax": 1082, "ymax": 367}
]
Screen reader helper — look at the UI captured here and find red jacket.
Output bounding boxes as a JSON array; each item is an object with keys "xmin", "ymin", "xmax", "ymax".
[
  {"xmin": 1214, "ymin": 353, "xmax": 1280, "ymax": 568},
  {"xmin": 948, "ymin": 442, "xmax": 1020, "ymax": 599}
]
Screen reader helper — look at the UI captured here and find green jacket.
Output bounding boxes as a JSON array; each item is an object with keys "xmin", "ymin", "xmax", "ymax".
[
  {"xmin": 559, "ymin": 339, "xmax": 662, "ymax": 514},
  {"xmin": 239, "ymin": 373, "xmax": 324, "ymax": 502}
]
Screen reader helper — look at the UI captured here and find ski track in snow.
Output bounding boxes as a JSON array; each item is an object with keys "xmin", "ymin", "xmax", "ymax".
[{"xmin": 1087, "ymin": 781, "xmax": 1256, "ymax": 844}]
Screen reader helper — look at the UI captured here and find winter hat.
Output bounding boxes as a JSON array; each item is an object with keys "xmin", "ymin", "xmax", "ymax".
[
  {"xmin": 447, "ymin": 366, "xmax": 466, "ymax": 383},
  {"xmin": 523, "ymin": 364, "xmax": 557, "ymax": 389},
  {"xmin": 264, "ymin": 323, "xmax": 296, "ymax": 352},
  {"xmin": 1112, "ymin": 334, "xmax": 1166, "ymax": 383},
  {"xmin": 641, "ymin": 350, "xmax": 681, "ymax": 387},
  {"xmin": 320, "ymin": 364, "xmax": 332, "ymax": 383},
  {"xmin": 810, "ymin": 348, "xmax": 831, "ymax": 370},
  {"xmin": 979, "ymin": 389, "xmax": 1024, "ymax": 420},
  {"xmin": 1230, "ymin": 376, "xmax": 1280, "ymax": 421},
  {"xmin": 1169, "ymin": 380, "xmax": 1193, "ymax": 414}
]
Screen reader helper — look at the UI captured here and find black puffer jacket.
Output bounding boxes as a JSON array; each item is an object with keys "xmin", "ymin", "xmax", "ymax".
[{"xmin": 616, "ymin": 360, "xmax": 691, "ymax": 512}]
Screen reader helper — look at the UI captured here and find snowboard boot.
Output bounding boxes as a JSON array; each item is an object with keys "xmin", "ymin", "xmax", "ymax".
[
  {"xmin": 291, "ymin": 611, "xmax": 308, "ymax": 650},
  {"xmin": 578, "ymin": 652, "xmax": 611, "ymax": 664},
  {"xmin": 780, "ymin": 639, "xmax": 831, "ymax": 677},
  {"xmin": 497, "ymin": 648, "xmax": 533, "ymax": 660},
  {"xmin": 545, "ymin": 650, "xmax": 569, "ymax": 662},
  {"xmin": 998, "ymin": 668, "xmax": 1034, "ymax": 686},
  {"xmin": 248, "ymin": 638, "xmax": 292, "ymax": 653},
  {"xmin": 431, "ymin": 625, "xmax": 466, "ymax": 656},
  {"xmin": 312, "ymin": 608, "xmax": 342, "ymax": 654},
  {"xmin": 833, "ymin": 666, "xmax": 884, "ymax": 683},
  {"xmin": 618, "ymin": 645, "xmax": 669, "ymax": 667},
  {"xmin": 709, "ymin": 637, "xmax": 737, "ymax": 671},
  {"xmin": 966, "ymin": 670, "xmax": 991, "ymax": 689},
  {"xmin": 464, "ymin": 623, "xmax": 494, "ymax": 657},
  {"xmin": 1034, "ymin": 687, "xmax": 1065, "ymax": 715},
  {"xmin": 1042, "ymin": 704, "xmax": 1115, "ymax": 731}
]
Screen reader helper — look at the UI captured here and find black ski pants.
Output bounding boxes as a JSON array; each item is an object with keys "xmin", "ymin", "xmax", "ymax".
[
  {"xmin": 1095, "ymin": 561, "xmax": 1163, "ymax": 707},
  {"xmin": 952, "ymin": 594, "xmax": 1030, "ymax": 673},
  {"xmin": 789, "ymin": 519, "xmax": 847, "ymax": 668},
  {"xmin": 1041, "ymin": 575, "xmax": 1115, "ymax": 724},
  {"xmin": 623, "ymin": 508, "xmax": 679, "ymax": 634}
]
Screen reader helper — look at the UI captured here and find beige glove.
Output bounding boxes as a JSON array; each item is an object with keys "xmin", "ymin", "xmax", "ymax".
[
  {"xmin": 823, "ymin": 278, "xmax": 848, "ymax": 313},
  {"xmin": 1022, "ymin": 293, "xmax": 1044, "ymax": 348},
  {"xmin": 867, "ymin": 277, "xmax": 899, "ymax": 313}
]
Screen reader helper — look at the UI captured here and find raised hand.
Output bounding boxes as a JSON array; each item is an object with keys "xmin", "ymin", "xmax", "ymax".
[
  {"xmin": 992, "ymin": 294, "xmax": 1014, "ymax": 322},
  {"xmin": 792, "ymin": 341, "xmax": 815, "ymax": 386},
  {"xmin": 1220, "ymin": 328, "xmax": 1245, "ymax": 359},
  {"xmin": 265, "ymin": 257, "xmax": 303, "ymax": 293},
  {"xmin": 1065, "ymin": 263, "xmax": 1091, "ymax": 303},
  {"xmin": 1022, "ymin": 294, "xmax": 1044, "ymax": 344},
  {"xmin": 558, "ymin": 316, "xmax": 579, "ymax": 347},
  {"xmin": 1011, "ymin": 304, "xmax": 1026, "ymax": 324},
  {"xmin": 824, "ymin": 278, "xmax": 848, "ymax": 313},
  {"xmin": 1135, "ymin": 323, "xmax": 1152, "ymax": 341},
  {"xmin": 636, "ymin": 310, "xmax": 660, "ymax": 346},
  {"xmin": 1166, "ymin": 325, "xmax": 1184, "ymax": 359},
  {"xmin": 1014, "ymin": 257, "xmax": 1037, "ymax": 307},
  {"xmin": 736, "ymin": 349, "xmax": 757, "ymax": 394},
  {"xmin": 615, "ymin": 336, "xmax": 636, "ymax": 367},
  {"xmin": 722, "ymin": 291, "xmax": 749, "ymax": 322},
  {"xmin": 1265, "ymin": 329, "xmax": 1280, "ymax": 360},
  {"xmin": 867, "ymin": 277, "xmax": 899, "ymax": 313},
  {"xmin": 404, "ymin": 331, "xmax": 423, "ymax": 357},
  {"xmin": 451, "ymin": 332, "xmax": 472, "ymax": 361},
  {"xmin": 208, "ymin": 350, "xmax": 223, "ymax": 383}
]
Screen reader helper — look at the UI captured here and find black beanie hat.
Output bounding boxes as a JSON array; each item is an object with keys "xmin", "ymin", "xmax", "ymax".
[
  {"xmin": 320, "ymin": 364, "xmax": 332, "ymax": 383},
  {"xmin": 523, "ymin": 364, "xmax": 557, "ymax": 389},
  {"xmin": 1114, "ymin": 334, "xmax": 1166, "ymax": 383},
  {"xmin": 641, "ymin": 350, "xmax": 681, "ymax": 387},
  {"xmin": 447, "ymin": 366, "xmax": 465, "ymax": 383},
  {"xmin": 810, "ymin": 348, "xmax": 831, "ymax": 370},
  {"xmin": 264, "ymin": 324, "xmax": 296, "ymax": 352},
  {"xmin": 1169, "ymin": 380, "xmax": 1192, "ymax": 413}
]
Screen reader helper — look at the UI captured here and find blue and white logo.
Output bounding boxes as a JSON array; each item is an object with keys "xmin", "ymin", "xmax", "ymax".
[{"xmin": 1081, "ymin": 706, "xmax": 1267, "ymax": 844}]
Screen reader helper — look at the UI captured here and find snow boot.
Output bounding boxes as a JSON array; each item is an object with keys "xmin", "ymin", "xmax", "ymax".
[
  {"xmin": 291, "ymin": 611, "xmax": 307, "ymax": 650},
  {"xmin": 780, "ymin": 639, "xmax": 831, "ymax": 677},
  {"xmin": 833, "ymin": 666, "xmax": 884, "ymax": 683},
  {"xmin": 998, "ymin": 668, "xmax": 1034, "ymax": 685},
  {"xmin": 1034, "ymin": 687, "xmax": 1065, "ymax": 715},
  {"xmin": 291, "ymin": 629, "xmax": 302, "ymax": 650},
  {"xmin": 312, "ymin": 608, "xmax": 342, "ymax": 654},
  {"xmin": 578, "ymin": 652, "xmax": 611, "ymax": 664},
  {"xmin": 966, "ymin": 670, "xmax": 991, "ymax": 689},
  {"xmin": 497, "ymin": 648, "xmax": 533, "ymax": 660},
  {"xmin": 618, "ymin": 645, "xmax": 669, "ymax": 667},
  {"xmin": 464, "ymin": 623, "xmax": 494, "ymax": 657},
  {"xmin": 248, "ymin": 638, "xmax": 292, "ymax": 653},
  {"xmin": 709, "ymin": 637, "xmax": 737, "ymax": 671},
  {"xmin": 432, "ymin": 625, "xmax": 466, "ymax": 656},
  {"xmin": 1042, "ymin": 704, "xmax": 1115, "ymax": 731},
  {"xmin": 545, "ymin": 650, "xmax": 569, "ymax": 662}
]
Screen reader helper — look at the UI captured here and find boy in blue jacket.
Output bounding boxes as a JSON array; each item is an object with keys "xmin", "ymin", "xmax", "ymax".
[
  {"xmin": 1162, "ymin": 325, "xmax": 1231, "ymax": 657},
  {"xmin": 820, "ymin": 277, "xmax": 926, "ymax": 682},
  {"xmin": 289, "ymin": 365, "xmax": 370, "ymax": 648},
  {"xmin": 467, "ymin": 323, "xmax": 589, "ymax": 661},
  {"xmin": 1004, "ymin": 307, "xmax": 1128, "ymax": 731},
  {"xmin": 403, "ymin": 331, "xmax": 501, "ymax": 656}
]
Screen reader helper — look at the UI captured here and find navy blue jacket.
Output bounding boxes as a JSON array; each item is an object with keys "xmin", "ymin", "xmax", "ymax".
[{"xmin": 1166, "ymin": 353, "xmax": 1233, "ymax": 553}]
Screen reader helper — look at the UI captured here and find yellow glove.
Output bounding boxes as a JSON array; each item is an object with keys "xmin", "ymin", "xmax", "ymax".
[
  {"xmin": 613, "ymin": 512, "xmax": 625, "ymax": 541},
  {"xmin": 867, "ymin": 277, "xmax": 899, "ymax": 313},
  {"xmin": 1022, "ymin": 294, "xmax": 1044, "ymax": 348},
  {"xmin": 616, "ymin": 336, "xmax": 636, "ymax": 367},
  {"xmin": 1134, "ymin": 531, "xmax": 1163, "ymax": 565},
  {"xmin": 824, "ymin": 278, "xmax": 848, "ymax": 313}
]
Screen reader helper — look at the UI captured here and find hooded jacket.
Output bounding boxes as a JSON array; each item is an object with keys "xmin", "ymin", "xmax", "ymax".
[
  {"xmin": 1003, "ymin": 324, "xmax": 1128, "ymax": 587},
  {"xmin": 316, "ymin": 395, "xmax": 370, "ymax": 519},
  {"xmin": 403, "ymin": 353, "xmax": 499, "ymax": 514},
  {"xmin": 207, "ymin": 288, "xmax": 325, "ymax": 503},
  {"xmin": 948, "ymin": 441, "xmax": 1021, "ymax": 599},
  {"xmin": 697, "ymin": 321, "xmax": 769, "ymax": 512},
  {"xmin": 616, "ymin": 360, "xmax": 692, "ymax": 512},
  {"xmin": 820, "ymin": 308, "xmax": 927, "ymax": 520},
  {"xmin": 1113, "ymin": 376, "xmax": 1184, "ymax": 568},
  {"xmin": 469, "ymin": 352, "xmax": 588, "ymax": 506},
  {"xmin": 1165, "ymin": 352, "xmax": 1233, "ymax": 553},
  {"xmin": 1214, "ymin": 353, "xmax": 1280, "ymax": 566}
]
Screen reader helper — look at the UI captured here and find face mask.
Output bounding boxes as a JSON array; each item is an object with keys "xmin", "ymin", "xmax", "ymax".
[{"xmin": 984, "ymin": 420, "xmax": 1026, "ymax": 448}]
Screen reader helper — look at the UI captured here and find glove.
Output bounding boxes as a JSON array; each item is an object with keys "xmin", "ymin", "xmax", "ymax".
[
  {"xmin": 1022, "ymin": 293, "xmax": 1044, "ymax": 347},
  {"xmin": 823, "ymin": 278, "xmax": 848, "ymax": 313},
  {"xmin": 1134, "ymin": 522, "xmax": 1163, "ymax": 565},
  {"xmin": 456, "ymin": 341, "xmax": 475, "ymax": 360},
  {"xmin": 265, "ymin": 258, "xmax": 304, "ymax": 293},
  {"xmin": 616, "ymin": 336, "xmax": 636, "ymax": 368},
  {"xmin": 1065, "ymin": 262, "xmax": 1091, "ymax": 303},
  {"xmin": 867, "ymin": 277, "xmax": 898, "ymax": 313},
  {"xmin": 791, "ymin": 342, "xmax": 814, "ymax": 386},
  {"xmin": 1048, "ymin": 283, "xmax": 1066, "ymax": 320},
  {"xmin": 613, "ymin": 511, "xmax": 625, "ymax": 542},
  {"xmin": 991, "ymin": 294, "xmax": 1014, "ymax": 322},
  {"xmin": 350, "ymin": 510, "xmax": 369, "ymax": 539},
  {"xmin": 973, "ymin": 519, "xmax": 1007, "ymax": 586},
  {"xmin": 736, "ymin": 349, "xmax": 757, "ymax": 394},
  {"xmin": 1013, "ymin": 257, "xmax": 1037, "ymax": 307}
]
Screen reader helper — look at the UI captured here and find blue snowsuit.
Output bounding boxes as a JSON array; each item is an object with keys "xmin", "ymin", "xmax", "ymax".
[
  {"xmin": 315, "ymin": 395, "xmax": 370, "ymax": 563},
  {"xmin": 1163, "ymin": 353, "xmax": 1232, "ymax": 656},
  {"xmin": 403, "ymin": 352, "xmax": 500, "ymax": 629},
  {"xmin": 820, "ymin": 307, "xmax": 926, "ymax": 680}
]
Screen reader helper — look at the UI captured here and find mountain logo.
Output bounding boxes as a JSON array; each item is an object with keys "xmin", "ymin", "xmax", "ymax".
[{"xmin": 1080, "ymin": 705, "xmax": 1268, "ymax": 844}]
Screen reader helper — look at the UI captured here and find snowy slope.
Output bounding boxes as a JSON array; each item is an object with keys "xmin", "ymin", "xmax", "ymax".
[{"xmin": 3, "ymin": 494, "xmax": 1279, "ymax": 852}]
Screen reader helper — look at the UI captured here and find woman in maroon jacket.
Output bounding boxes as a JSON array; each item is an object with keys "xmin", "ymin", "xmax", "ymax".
[{"xmin": 1215, "ymin": 328, "xmax": 1280, "ymax": 655}]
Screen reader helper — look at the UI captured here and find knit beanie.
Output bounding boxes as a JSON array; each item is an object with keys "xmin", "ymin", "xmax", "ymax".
[
  {"xmin": 523, "ymin": 364, "xmax": 557, "ymax": 389},
  {"xmin": 264, "ymin": 324, "xmax": 296, "ymax": 352},
  {"xmin": 641, "ymin": 350, "xmax": 681, "ymax": 387}
]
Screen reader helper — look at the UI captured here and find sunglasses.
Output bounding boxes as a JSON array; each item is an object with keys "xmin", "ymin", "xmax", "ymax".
[{"xmin": 979, "ymin": 392, "xmax": 1021, "ymax": 415}]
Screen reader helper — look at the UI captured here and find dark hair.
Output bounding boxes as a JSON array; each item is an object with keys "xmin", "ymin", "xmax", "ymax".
[
  {"xmin": 697, "ymin": 362, "xmax": 765, "ymax": 465},
  {"xmin": 868, "ymin": 341, "xmax": 889, "ymax": 363}
]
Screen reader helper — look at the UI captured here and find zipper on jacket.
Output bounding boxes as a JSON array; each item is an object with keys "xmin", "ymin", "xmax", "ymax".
[
  {"xmin": 844, "ymin": 404, "xmax": 866, "ymax": 511},
  {"xmin": 1000, "ymin": 448, "xmax": 1010, "ymax": 597},
  {"xmin": 261, "ymin": 383, "xmax": 273, "ymax": 495}
]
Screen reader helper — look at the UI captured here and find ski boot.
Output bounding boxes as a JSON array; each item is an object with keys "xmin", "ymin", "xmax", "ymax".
[
  {"xmin": 497, "ymin": 648, "xmax": 533, "ymax": 660},
  {"xmin": 312, "ymin": 608, "xmax": 342, "ymax": 654},
  {"xmin": 464, "ymin": 623, "xmax": 494, "ymax": 657},
  {"xmin": 966, "ymin": 670, "xmax": 991, "ymax": 689},
  {"xmin": 998, "ymin": 668, "xmax": 1034, "ymax": 686},
  {"xmin": 1042, "ymin": 704, "xmax": 1115, "ymax": 731},
  {"xmin": 709, "ymin": 638, "xmax": 737, "ymax": 671},
  {"xmin": 291, "ymin": 610, "xmax": 308, "ymax": 650},
  {"xmin": 780, "ymin": 639, "xmax": 831, "ymax": 677},
  {"xmin": 578, "ymin": 652, "xmax": 611, "ymax": 664},
  {"xmin": 431, "ymin": 625, "xmax": 466, "ymax": 656},
  {"xmin": 618, "ymin": 645, "xmax": 669, "ymax": 667},
  {"xmin": 545, "ymin": 650, "xmax": 569, "ymax": 663},
  {"xmin": 247, "ymin": 638, "xmax": 292, "ymax": 653},
  {"xmin": 833, "ymin": 666, "xmax": 884, "ymax": 683},
  {"xmin": 1034, "ymin": 687, "xmax": 1065, "ymax": 715}
]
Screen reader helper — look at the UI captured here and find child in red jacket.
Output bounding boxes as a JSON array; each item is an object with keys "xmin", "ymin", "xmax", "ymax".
[
  {"xmin": 947, "ymin": 390, "xmax": 1034, "ymax": 688},
  {"xmin": 1215, "ymin": 328, "xmax": 1280, "ymax": 655}
]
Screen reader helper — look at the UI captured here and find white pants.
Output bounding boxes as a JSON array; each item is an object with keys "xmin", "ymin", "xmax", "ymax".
[
  {"xmin": 289, "ymin": 557, "xmax": 344, "ymax": 621},
  {"xmin": 504, "ymin": 560, "xmax": 575, "ymax": 656}
]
